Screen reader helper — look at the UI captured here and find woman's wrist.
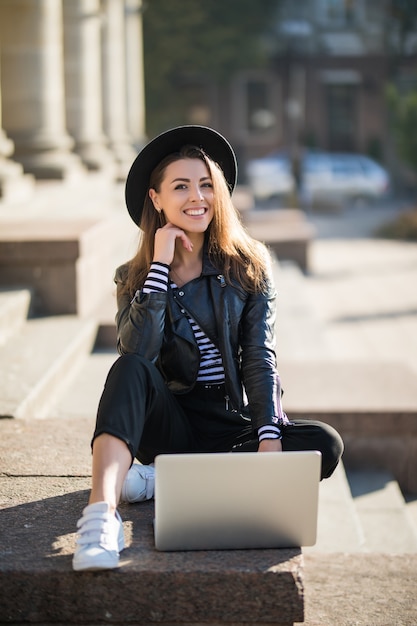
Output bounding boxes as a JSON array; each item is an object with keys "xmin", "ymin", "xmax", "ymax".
[
  {"xmin": 151, "ymin": 260, "xmax": 171, "ymax": 270},
  {"xmin": 258, "ymin": 439, "xmax": 282, "ymax": 453}
]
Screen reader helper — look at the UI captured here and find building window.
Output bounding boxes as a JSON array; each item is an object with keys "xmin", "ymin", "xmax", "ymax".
[
  {"xmin": 246, "ymin": 80, "xmax": 274, "ymax": 132},
  {"xmin": 326, "ymin": 84, "xmax": 357, "ymax": 150},
  {"xmin": 232, "ymin": 71, "xmax": 281, "ymax": 145},
  {"xmin": 318, "ymin": 0, "xmax": 356, "ymax": 26}
]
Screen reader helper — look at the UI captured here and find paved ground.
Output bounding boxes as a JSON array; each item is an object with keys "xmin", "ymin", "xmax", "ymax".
[
  {"xmin": 305, "ymin": 194, "xmax": 414, "ymax": 240},
  {"xmin": 304, "ymin": 198, "xmax": 417, "ymax": 376},
  {"xmin": 305, "ymin": 237, "xmax": 417, "ymax": 374}
]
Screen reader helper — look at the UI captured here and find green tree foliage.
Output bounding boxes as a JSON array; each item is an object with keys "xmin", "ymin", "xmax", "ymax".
[
  {"xmin": 142, "ymin": 0, "xmax": 279, "ymax": 135},
  {"xmin": 376, "ymin": 209, "xmax": 417, "ymax": 241}
]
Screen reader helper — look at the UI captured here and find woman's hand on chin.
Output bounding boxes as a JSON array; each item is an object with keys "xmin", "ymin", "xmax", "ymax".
[{"xmin": 153, "ymin": 222, "xmax": 193, "ymax": 266}]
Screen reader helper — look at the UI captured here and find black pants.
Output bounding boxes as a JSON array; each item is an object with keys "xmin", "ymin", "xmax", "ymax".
[{"xmin": 93, "ymin": 354, "xmax": 344, "ymax": 480}]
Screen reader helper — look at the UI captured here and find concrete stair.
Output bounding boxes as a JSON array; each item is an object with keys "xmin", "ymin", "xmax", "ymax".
[
  {"xmin": 346, "ymin": 469, "xmax": 417, "ymax": 553},
  {"xmin": 0, "ymin": 287, "xmax": 31, "ymax": 346},
  {"xmin": 0, "ymin": 298, "xmax": 97, "ymax": 419},
  {"xmin": 307, "ymin": 462, "xmax": 417, "ymax": 554},
  {"xmin": 273, "ymin": 260, "xmax": 331, "ymax": 360},
  {"xmin": 242, "ymin": 208, "xmax": 316, "ymax": 273},
  {"xmin": 304, "ymin": 461, "xmax": 365, "ymax": 554}
]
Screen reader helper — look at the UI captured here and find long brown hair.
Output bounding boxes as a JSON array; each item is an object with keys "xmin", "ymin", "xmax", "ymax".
[{"xmin": 122, "ymin": 145, "xmax": 271, "ymax": 296}]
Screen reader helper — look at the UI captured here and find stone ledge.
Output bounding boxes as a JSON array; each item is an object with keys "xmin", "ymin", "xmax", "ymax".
[
  {"xmin": 0, "ymin": 317, "xmax": 97, "ymax": 419},
  {"xmin": 242, "ymin": 209, "xmax": 315, "ymax": 273},
  {"xmin": 0, "ymin": 482, "xmax": 304, "ymax": 626},
  {"xmin": 300, "ymin": 552, "xmax": 417, "ymax": 625},
  {"xmin": 0, "ymin": 215, "xmax": 132, "ymax": 316},
  {"xmin": 279, "ymin": 360, "xmax": 417, "ymax": 413},
  {"xmin": 288, "ymin": 409, "xmax": 417, "ymax": 495},
  {"xmin": 0, "ymin": 288, "xmax": 31, "ymax": 345},
  {"xmin": 278, "ymin": 360, "xmax": 417, "ymax": 494},
  {"xmin": 0, "ymin": 219, "xmax": 98, "ymax": 261}
]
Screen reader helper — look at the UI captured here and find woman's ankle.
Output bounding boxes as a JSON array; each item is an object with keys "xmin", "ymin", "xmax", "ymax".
[{"xmin": 87, "ymin": 497, "xmax": 117, "ymax": 515}]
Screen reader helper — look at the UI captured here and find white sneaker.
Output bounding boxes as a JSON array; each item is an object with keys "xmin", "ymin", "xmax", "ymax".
[
  {"xmin": 121, "ymin": 463, "xmax": 155, "ymax": 503},
  {"xmin": 72, "ymin": 501, "xmax": 124, "ymax": 571}
]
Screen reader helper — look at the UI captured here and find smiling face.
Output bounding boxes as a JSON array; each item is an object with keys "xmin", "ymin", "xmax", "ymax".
[{"xmin": 148, "ymin": 158, "xmax": 214, "ymax": 235}]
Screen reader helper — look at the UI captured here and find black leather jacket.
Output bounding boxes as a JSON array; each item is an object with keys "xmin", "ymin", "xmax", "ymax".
[{"xmin": 115, "ymin": 250, "xmax": 284, "ymax": 433}]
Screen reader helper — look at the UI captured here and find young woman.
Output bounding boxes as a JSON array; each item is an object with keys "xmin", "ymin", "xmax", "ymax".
[{"xmin": 73, "ymin": 125, "xmax": 343, "ymax": 571}]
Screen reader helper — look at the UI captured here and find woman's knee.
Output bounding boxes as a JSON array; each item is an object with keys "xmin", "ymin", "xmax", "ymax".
[
  {"xmin": 95, "ymin": 355, "xmax": 163, "ymax": 457},
  {"xmin": 282, "ymin": 419, "xmax": 344, "ymax": 480},
  {"xmin": 109, "ymin": 353, "xmax": 156, "ymax": 378},
  {"xmin": 104, "ymin": 353, "xmax": 164, "ymax": 391},
  {"xmin": 319, "ymin": 423, "xmax": 344, "ymax": 479}
]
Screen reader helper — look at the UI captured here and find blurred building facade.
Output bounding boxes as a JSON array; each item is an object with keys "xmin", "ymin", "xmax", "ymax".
[
  {"xmin": 224, "ymin": 0, "xmax": 417, "ymax": 168},
  {"xmin": 0, "ymin": 0, "xmax": 145, "ymax": 201}
]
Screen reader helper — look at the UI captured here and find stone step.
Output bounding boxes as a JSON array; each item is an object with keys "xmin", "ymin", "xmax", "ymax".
[
  {"xmin": 242, "ymin": 208, "xmax": 316, "ymax": 272},
  {"xmin": 0, "ymin": 373, "xmax": 318, "ymax": 625},
  {"xmin": 298, "ymin": 552, "xmax": 417, "ymax": 625},
  {"xmin": 0, "ymin": 212, "xmax": 135, "ymax": 317},
  {"xmin": 0, "ymin": 315, "xmax": 97, "ymax": 419},
  {"xmin": 54, "ymin": 349, "xmax": 118, "ymax": 419},
  {"xmin": 0, "ymin": 469, "xmax": 304, "ymax": 625},
  {"xmin": 273, "ymin": 260, "xmax": 331, "ymax": 360},
  {"xmin": 346, "ymin": 469, "xmax": 417, "ymax": 553},
  {"xmin": 304, "ymin": 461, "xmax": 365, "ymax": 554},
  {"xmin": 306, "ymin": 464, "xmax": 417, "ymax": 554},
  {"xmin": 405, "ymin": 494, "xmax": 417, "ymax": 532},
  {"xmin": 94, "ymin": 289, "xmax": 118, "ymax": 349},
  {"xmin": 277, "ymin": 359, "xmax": 417, "ymax": 495},
  {"xmin": 279, "ymin": 359, "xmax": 417, "ymax": 413},
  {"xmin": 0, "ymin": 288, "xmax": 31, "ymax": 346}
]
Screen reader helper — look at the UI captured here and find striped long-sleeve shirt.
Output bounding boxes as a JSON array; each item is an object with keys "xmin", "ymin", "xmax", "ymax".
[{"xmin": 142, "ymin": 262, "xmax": 282, "ymax": 441}]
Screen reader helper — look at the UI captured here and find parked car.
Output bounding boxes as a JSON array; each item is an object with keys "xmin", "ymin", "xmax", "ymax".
[
  {"xmin": 245, "ymin": 152, "xmax": 295, "ymax": 202},
  {"xmin": 301, "ymin": 152, "xmax": 390, "ymax": 208},
  {"xmin": 245, "ymin": 150, "xmax": 390, "ymax": 208}
]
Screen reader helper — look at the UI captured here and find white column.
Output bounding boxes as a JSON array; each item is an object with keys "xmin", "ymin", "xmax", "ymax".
[
  {"xmin": 63, "ymin": 0, "xmax": 115, "ymax": 173},
  {"xmin": 0, "ymin": 0, "xmax": 83, "ymax": 179},
  {"xmin": 100, "ymin": 0, "xmax": 136, "ymax": 179},
  {"xmin": 124, "ymin": 0, "xmax": 146, "ymax": 148},
  {"xmin": 0, "ymin": 41, "xmax": 34, "ymax": 203}
]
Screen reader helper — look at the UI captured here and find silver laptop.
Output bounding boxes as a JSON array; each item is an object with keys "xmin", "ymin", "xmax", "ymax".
[{"xmin": 154, "ymin": 450, "xmax": 321, "ymax": 551}]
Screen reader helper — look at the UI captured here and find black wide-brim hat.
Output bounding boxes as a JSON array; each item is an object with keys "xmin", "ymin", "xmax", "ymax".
[{"xmin": 125, "ymin": 125, "xmax": 238, "ymax": 227}]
